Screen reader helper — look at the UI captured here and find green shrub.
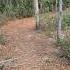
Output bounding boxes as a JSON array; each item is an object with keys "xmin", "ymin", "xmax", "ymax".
[
  {"xmin": 58, "ymin": 38, "xmax": 70, "ymax": 60},
  {"xmin": 0, "ymin": 0, "xmax": 33, "ymax": 18},
  {"xmin": 62, "ymin": 8, "xmax": 70, "ymax": 29}
]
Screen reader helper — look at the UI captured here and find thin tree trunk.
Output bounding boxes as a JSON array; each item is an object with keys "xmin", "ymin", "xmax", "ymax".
[
  {"xmin": 34, "ymin": 0, "xmax": 40, "ymax": 29},
  {"xmin": 56, "ymin": 0, "xmax": 59, "ymax": 40},
  {"xmin": 58, "ymin": 0, "xmax": 63, "ymax": 37},
  {"xmin": 56, "ymin": 0, "xmax": 63, "ymax": 40}
]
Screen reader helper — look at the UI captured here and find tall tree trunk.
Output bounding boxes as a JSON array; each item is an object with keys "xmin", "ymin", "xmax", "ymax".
[
  {"xmin": 34, "ymin": 0, "xmax": 40, "ymax": 29},
  {"xmin": 56, "ymin": 0, "xmax": 59, "ymax": 40},
  {"xmin": 56, "ymin": 0, "xmax": 63, "ymax": 40}
]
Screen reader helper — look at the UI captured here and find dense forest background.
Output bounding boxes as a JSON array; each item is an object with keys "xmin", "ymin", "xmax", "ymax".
[{"xmin": 0, "ymin": 0, "xmax": 70, "ymax": 18}]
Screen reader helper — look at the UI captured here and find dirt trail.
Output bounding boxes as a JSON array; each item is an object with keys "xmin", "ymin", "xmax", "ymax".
[{"xmin": 0, "ymin": 17, "xmax": 70, "ymax": 70}]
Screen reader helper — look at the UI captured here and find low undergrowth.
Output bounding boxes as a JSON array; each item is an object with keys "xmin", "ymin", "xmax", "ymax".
[
  {"xmin": 57, "ymin": 32, "xmax": 70, "ymax": 63},
  {"xmin": 0, "ymin": 34, "xmax": 6, "ymax": 45}
]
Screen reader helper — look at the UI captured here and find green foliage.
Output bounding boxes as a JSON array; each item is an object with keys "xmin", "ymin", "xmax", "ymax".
[
  {"xmin": 39, "ymin": 0, "xmax": 70, "ymax": 13},
  {"xmin": 63, "ymin": 0, "xmax": 70, "ymax": 8},
  {"xmin": 63, "ymin": 15, "xmax": 70, "ymax": 27},
  {"xmin": 0, "ymin": 0, "xmax": 70, "ymax": 19},
  {"xmin": 62, "ymin": 8, "xmax": 70, "ymax": 29},
  {"xmin": 39, "ymin": 0, "xmax": 56, "ymax": 13},
  {"xmin": 42, "ymin": 0, "xmax": 52, "ymax": 12},
  {"xmin": 0, "ymin": 0, "xmax": 33, "ymax": 18},
  {"xmin": 58, "ymin": 38, "xmax": 70, "ymax": 59}
]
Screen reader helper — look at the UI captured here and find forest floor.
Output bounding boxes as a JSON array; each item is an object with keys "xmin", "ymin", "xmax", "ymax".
[{"xmin": 0, "ymin": 17, "xmax": 70, "ymax": 70}]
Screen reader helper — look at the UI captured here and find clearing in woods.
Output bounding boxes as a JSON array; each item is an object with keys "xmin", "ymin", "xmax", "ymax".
[{"xmin": 0, "ymin": 17, "xmax": 70, "ymax": 70}]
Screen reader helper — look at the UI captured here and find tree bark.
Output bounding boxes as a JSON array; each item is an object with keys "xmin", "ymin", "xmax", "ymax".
[
  {"xmin": 34, "ymin": 0, "xmax": 40, "ymax": 29},
  {"xmin": 56, "ymin": 0, "xmax": 63, "ymax": 40}
]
